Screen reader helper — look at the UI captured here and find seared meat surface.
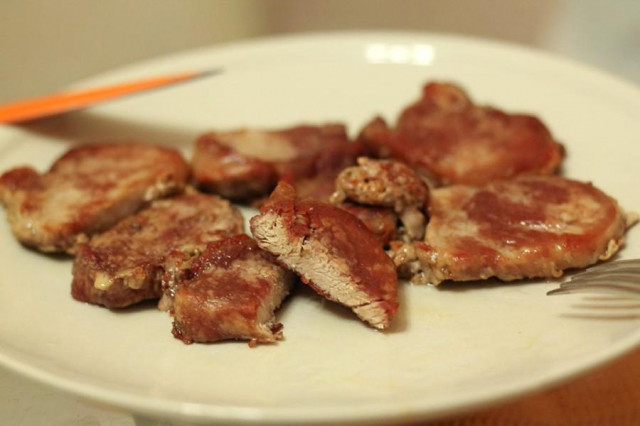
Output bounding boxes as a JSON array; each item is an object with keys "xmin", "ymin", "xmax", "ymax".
[
  {"xmin": 0, "ymin": 143, "xmax": 189, "ymax": 254},
  {"xmin": 250, "ymin": 181, "xmax": 398, "ymax": 329},
  {"xmin": 283, "ymin": 139, "xmax": 363, "ymax": 203},
  {"xmin": 192, "ymin": 124, "xmax": 361, "ymax": 202},
  {"xmin": 191, "ymin": 132, "xmax": 277, "ymax": 201},
  {"xmin": 392, "ymin": 176, "xmax": 634, "ymax": 284},
  {"xmin": 72, "ymin": 192, "xmax": 244, "ymax": 308},
  {"xmin": 338, "ymin": 203, "xmax": 399, "ymax": 246},
  {"xmin": 358, "ymin": 82, "xmax": 564, "ymax": 186},
  {"xmin": 332, "ymin": 157, "xmax": 429, "ymax": 240},
  {"xmin": 169, "ymin": 234, "xmax": 294, "ymax": 345}
]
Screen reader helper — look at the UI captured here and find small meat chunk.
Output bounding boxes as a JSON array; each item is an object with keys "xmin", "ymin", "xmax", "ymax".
[
  {"xmin": 191, "ymin": 133, "xmax": 277, "ymax": 201},
  {"xmin": 0, "ymin": 143, "xmax": 189, "ymax": 254},
  {"xmin": 393, "ymin": 176, "xmax": 634, "ymax": 284},
  {"xmin": 358, "ymin": 82, "xmax": 564, "ymax": 186},
  {"xmin": 332, "ymin": 157, "xmax": 430, "ymax": 240},
  {"xmin": 192, "ymin": 124, "xmax": 361, "ymax": 201},
  {"xmin": 284, "ymin": 139, "xmax": 364, "ymax": 203},
  {"xmin": 358, "ymin": 116, "xmax": 395, "ymax": 159},
  {"xmin": 339, "ymin": 203, "xmax": 399, "ymax": 246},
  {"xmin": 250, "ymin": 181, "xmax": 398, "ymax": 329},
  {"xmin": 71, "ymin": 192, "xmax": 244, "ymax": 308},
  {"xmin": 169, "ymin": 234, "xmax": 294, "ymax": 345}
]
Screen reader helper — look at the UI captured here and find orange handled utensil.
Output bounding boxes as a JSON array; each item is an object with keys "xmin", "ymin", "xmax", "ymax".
[{"xmin": 0, "ymin": 69, "xmax": 220, "ymax": 124}]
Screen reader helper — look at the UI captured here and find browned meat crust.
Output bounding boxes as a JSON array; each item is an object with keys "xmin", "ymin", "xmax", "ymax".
[
  {"xmin": 191, "ymin": 133, "xmax": 277, "ymax": 201},
  {"xmin": 71, "ymin": 192, "xmax": 244, "ymax": 308},
  {"xmin": 192, "ymin": 124, "xmax": 361, "ymax": 201},
  {"xmin": 170, "ymin": 234, "xmax": 294, "ymax": 345},
  {"xmin": 283, "ymin": 139, "xmax": 364, "ymax": 203},
  {"xmin": 338, "ymin": 203, "xmax": 399, "ymax": 246},
  {"xmin": 358, "ymin": 82, "xmax": 565, "ymax": 186},
  {"xmin": 331, "ymin": 157, "xmax": 429, "ymax": 240},
  {"xmin": 250, "ymin": 181, "xmax": 398, "ymax": 329},
  {"xmin": 392, "ymin": 176, "xmax": 633, "ymax": 284},
  {"xmin": 0, "ymin": 143, "xmax": 189, "ymax": 254}
]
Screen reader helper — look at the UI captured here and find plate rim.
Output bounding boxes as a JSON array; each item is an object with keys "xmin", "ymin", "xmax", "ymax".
[{"xmin": 3, "ymin": 327, "xmax": 640, "ymax": 424}]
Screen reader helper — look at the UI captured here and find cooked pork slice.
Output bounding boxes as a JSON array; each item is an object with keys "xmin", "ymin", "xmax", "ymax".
[
  {"xmin": 357, "ymin": 116, "xmax": 395, "ymax": 159},
  {"xmin": 393, "ymin": 176, "xmax": 634, "ymax": 285},
  {"xmin": 170, "ymin": 234, "xmax": 294, "ymax": 345},
  {"xmin": 338, "ymin": 203, "xmax": 398, "ymax": 246},
  {"xmin": 279, "ymin": 148, "xmax": 405, "ymax": 243},
  {"xmin": 283, "ymin": 138, "xmax": 364, "ymax": 203},
  {"xmin": 71, "ymin": 192, "xmax": 244, "ymax": 308},
  {"xmin": 358, "ymin": 82, "xmax": 564, "ymax": 186},
  {"xmin": 332, "ymin": 157, "xmax": 430, "ymax": 240},
  {"xmin": 191, "ymin": 133, "xmax": 277, "ymax": 201},
  {"xmin": 250, "ymin": 181, "xmax": 398, "ymax": 329},
  {"xmin": 0, "ymin": 143, "xmax": 189, "ymax": 254},
  {"xmin": 192, "ymin": 124, "xmax": 360, "ymax": 201}
]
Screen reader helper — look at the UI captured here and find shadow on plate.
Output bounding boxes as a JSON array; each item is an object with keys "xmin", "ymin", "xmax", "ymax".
[
  {"xmin": 14, "ymin": 111, "xmax": 199, "ymax": 150},
  {"xmin": 436, "ymin": 276, "xmax": 544, "ymax": 293}
]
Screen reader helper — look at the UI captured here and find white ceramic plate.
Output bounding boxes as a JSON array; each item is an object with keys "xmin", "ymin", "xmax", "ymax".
[{"xmin": 1, "ymin": 32, "xmax": 639, "ymax": 425}]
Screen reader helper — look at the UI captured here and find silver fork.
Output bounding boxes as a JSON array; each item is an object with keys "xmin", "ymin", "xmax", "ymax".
[{"xmin": 547, "ymin": 259, "xmax": 640, "ymax": 297}]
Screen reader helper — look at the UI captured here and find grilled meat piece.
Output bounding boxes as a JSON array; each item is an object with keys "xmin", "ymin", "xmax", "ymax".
[
  {"xmin": 358, "ymin": 82, "xmax": 564, "ymax": 186},
  {"xmin": 192, "ymin": 124, "xmax": 361, "ymax": 201},
  {"xmin": 169, "ymin": 234, "xmax": 294, "ymax": 345},
  {"xmin": 338, "ymin": 203, "xmax": 398, "ymax": 246},
  {"xmin": 0, "ymin": 143, "xmax": 189, "ymax": 254},
  {"xmin": 282, "ymin": 136, "xmax": 364, "ymax": 202},
  {"xmin": 191, "ymin": 132, "xmax": 277, "ymax": 201},
  {"xmin": 250, "ymin": 181, "xmax": 398, "ymax": 329},
  {"xmin": 72, "ymin": 192, "xmax": 244, "ymax": 308},
  {"xmin": 332, "ymin": 157, "xmax": 429, "ymax": 240},
  {"xmin": 392, "ymin": 176, "xmax": 634, "ymax": 284}
]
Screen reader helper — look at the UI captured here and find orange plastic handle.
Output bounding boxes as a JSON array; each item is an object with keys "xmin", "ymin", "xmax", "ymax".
[{"xmin": 0, "ymin": 70, "xmax": 217, "ymax": 124}]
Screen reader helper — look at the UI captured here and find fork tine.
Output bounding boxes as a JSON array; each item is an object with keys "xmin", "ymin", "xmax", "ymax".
[
  {"xmin": 547, "ymin": 283, "xmax": 640, "ymax": 296},
  {"xmin": 582, "ymin": 259, "xmax": 640, "ymax": 273},
  {"xmin": 569, "ymin": 272, "xmax": 640, "ymax": 285},
  {"xmin": 562, "ymin": 275, "xmax": 640, "ymax": 290},
  {"xmin": 571, "ymin": 266, "xmax": 640, "ymax": 280},
  {"xmin": 559, "ymin": 280, "xmax": 640, "ymax": 292},
  {"xmin": 547, "ymin": 259, "xmax": 640, "ymax": 298}
]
